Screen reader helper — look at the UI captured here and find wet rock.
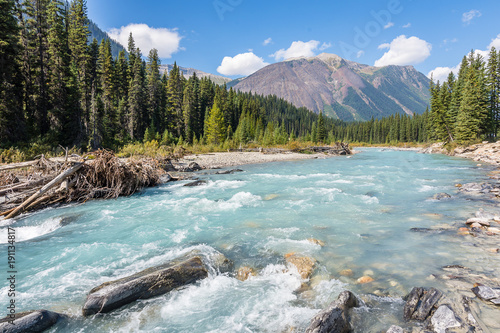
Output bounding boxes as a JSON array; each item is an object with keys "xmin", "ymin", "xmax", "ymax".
[
  {"xmin": 176, "ymin": 162, "xmax": 203, "ymax": 172},
  {"xmin": 487, "ymin": 227, "xmax": 500, "ymax": 234},
  {"xmin": 236, "ymin": 266, "xmax": 256, "ymax": 281},
  {"xmin": 305, "ymin": 291, "xmax": 359, "ymax": 333},
  {"xmin": 466, "ymin": 218, "xmax": 490, "ymax": 227},
  {"xmin": 264, "ymin": 194, "xmax": 279, "ymax": 200},
  {"xmin": 470, "ymin": 222, "xmax": 483, "ymax": 229},
  {"xmin": 307, "ymin": 238, "xmax": 325, "ymax": 247},
  {"xmin": 0, "ymin": 310, "xmax": 63, "ymax": 333},
  {"xmin": 432, "ymin": 193, "xmax": 451, "ymax": 200},
  {"xmin": 82, "ymin": 253, "xmax": 209, "ymax": 316},
  {"xmin": 430, "ymin": 305, "xmax": 461, "ymax": 333},
  {"xmin": 357, "ymin": 276, "xmax": 374, "ymax": 284},
  {"xmin": 459, "ymin": 182, "xmax": 494, "ymax": 193},
  {"xmin": 471, "ymin": 285, "xmax": 500, "ymax": 305},
  {"xmin": 183, "ymin": 180, "xmax": 207, "ymax": 187},
  {"xmin": 160, "ymin": 159, "xmax": 176, "ymax": 172},
  {"xmin": 404, "ymin": 287, "xmax": 442, "ymax": 321},
  {"xmin": 488, "ymin": 248, "xmax": 499, "ymax": 253},
  {"xmin": 159, "ymin": 174, "xmax": 172, "ymax": 183},
  {"xmin": 386, "ymin": 325, "xmax": 405, "ymax": 333},
  {"xmin": 410, "ymin": 228, "xmax": 446, "ymax": 234},
  {"xmin": 215, "ymin": 169, "xmax": 243, "ymax": 174},
  {"xmin": 339, "ymin": 269, "xmax": 353, "ymax": 277},
  {"xmin": 285, "ymin": 255, "xmax": 317, "ymax": 280}
]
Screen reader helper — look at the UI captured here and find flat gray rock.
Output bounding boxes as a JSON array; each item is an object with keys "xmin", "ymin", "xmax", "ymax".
[{"xmin": 430, "ymin": 305, "xmax": 461, "ymax": 333}]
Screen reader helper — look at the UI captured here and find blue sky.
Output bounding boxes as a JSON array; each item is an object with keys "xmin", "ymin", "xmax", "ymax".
[{"xmin": 87, "ymin": 0, "xmax": 500, "ymax": 81}]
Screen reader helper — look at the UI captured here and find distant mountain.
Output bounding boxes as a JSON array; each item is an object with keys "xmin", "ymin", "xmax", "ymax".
[
  {"xmin": 232, "ymin": 53, "xmax": 431, "ymax": 121},
  {"xmin": 88, "ymin": 20, "xmax": 127, "ymax": 58},
  {"xmin": 159, "ymin": 64, "xmax": 231, "ymax": 85}
]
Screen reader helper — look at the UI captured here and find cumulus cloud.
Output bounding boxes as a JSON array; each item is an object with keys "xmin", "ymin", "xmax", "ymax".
[
  {"xmin": 384, "ymin": 22, "xmax": 394, "ymax": 29},
  {"xmin": 108, "ymin": 23, "xmax": 182, "ymax": 58},
  {"xmin": 374, "ymin": 35, "xmax": 432, "ymax": 67},
  {"xmin": 428, "ymin": 34, "xmax": 500, "ymax": 82},
  {"xmin": 217, "ymin": 52, "xmax": 269, "ymax": 76},
  {"xmin": 462, "ymin": 9, "xmax": 481, "ymax": 25},
  {"xmin": 263, "ymin": 37, "xmax": 273, "ymax": 46},
  {"xmin": 403, "ymin": 23, "xmax": 411, "ymax": 28},
  {"xmin": 357, "ymin": 50, "xmax": 365, "ymax": 58},
  {"xmin": 271, "ymin": 40, "xmax": 320, "ymax": 61}
]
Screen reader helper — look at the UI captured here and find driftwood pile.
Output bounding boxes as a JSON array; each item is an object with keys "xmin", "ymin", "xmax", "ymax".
[{"xmin": 0, "ymin": 150, "xmax": 165, "ymax": 219}]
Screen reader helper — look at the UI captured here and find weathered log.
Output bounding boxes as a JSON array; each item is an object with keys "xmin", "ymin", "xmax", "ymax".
[
  {"xmin": 0, "ymin": 160, "xmax": 38, "ymax": 172},
  {"xmin": 82, "ymin": 254, "xmax": 209, "ymax": 316},
  {"xmin": 0, "ymin": 177, "xmax": 51, "ymax": 196},
  {"xmin": 5, "ymin": 162, "xmax": 83, "ymax": 219},
  {"xmin": 0, "ymin": 207, "xmax": 15, "ymax": 217},
  {"xmin": 0, "ymin": 310, "xmax": 63, "ymax": 333}
]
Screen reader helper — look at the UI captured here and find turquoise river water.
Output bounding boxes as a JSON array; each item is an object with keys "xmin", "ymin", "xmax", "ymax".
[{"xmin": 1, "ymin": 149, "xmax": 499, "ymax": 332}]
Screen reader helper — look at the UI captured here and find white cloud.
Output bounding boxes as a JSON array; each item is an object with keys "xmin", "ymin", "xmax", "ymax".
[
  {"xmin": 263, "ymin": 37, "xmax": 273, "ymax": 46},
  {"xmin": 428, "ymin": 65, "xmax": 461, "ymax": 83},
  {"xmin": 374, "ymin": 35, "xmax": 432, "ymax": 67},
  {"xmin": 319, "ymin": 42, "xmax": 332, "ymax": 51},
  {"xmin": 271, "ymin": 40, "xmax": 320, "ymax": 61},
  {"xmin": 108, "ymin": 23, "xmax": 182, "ymax": 58},
  {"xmin": 403, "ymin": 23, "xmax": 411, "ymax": 28},
  {"xmin": 217, "ymin": 52, "xmax": 269, "ymax": 76},
  {"xmin": 357, "ymin": 50, "xmax": 365, "ymax": 58},
  {"xmin": 462, "ymin": 10, "xmax": 481, "ymax": 25},
  {"xmin": 384, "ymin": 22, "xmax": 394, "ymax": 29},
  {"xmin": 428, "ymin": 34, "xmax": 500, "ymax": 82}
]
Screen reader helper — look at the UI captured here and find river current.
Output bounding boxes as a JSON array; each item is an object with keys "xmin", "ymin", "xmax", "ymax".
[{"xmin": 1, "ymin": 149, "xmax": 499, "ymax": 332}]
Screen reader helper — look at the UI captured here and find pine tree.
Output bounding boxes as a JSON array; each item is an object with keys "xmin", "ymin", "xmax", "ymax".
[
  {"xmin": 317, "ymin": 111, "xmax": 327, "ymax": 143},
  {"xmin": 0, "ymin": 0, "xmax": 25, "ymax": 144},
  {"xmin": 166, "ymin": 62, "xmax": 184, "ymax": 137},
  {"xmin": 205, "ymin": 101, "xmax": 226, "ymax": 144},
  {"xmin": 128, "ymin": 45, "xmax": 145, "ymax": 141},
  {"xmin": 146, "ymin": 48, "xmax": 162, "ymax": 131},
  {"xmin": 487, "ymin": 47, "xmax": 500, "ymax": 137}
]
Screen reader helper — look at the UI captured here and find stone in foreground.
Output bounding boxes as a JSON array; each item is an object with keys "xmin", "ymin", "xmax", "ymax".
[
  {"xmin": 403, "ymin": 287, "xmax": 442, "ymax": 321},
  {"xmin": 0, "ymin": 310, "xmax": 62, "ymax": 333},
  {"xmin": 471, "ymin": 285, "xmax": 500, "ymax": 306},
  {"xmin": 82, "ymin": 254, "xmax": 209, "ymax": 316},
  {"xmin": 430, "ymin": 305, "xmax": 461, "ymax": 333},
  {"xmin": 306, "ymin": 290, "xmax": 359, "ymax": 333},
  {"xmin": 386, "ymin": 325, "xmax": 405, "ymax": 333}
]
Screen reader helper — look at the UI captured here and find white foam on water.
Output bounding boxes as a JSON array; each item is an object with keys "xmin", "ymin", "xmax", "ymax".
[
  {"xmin": 316, "ymin": 179, "xmax": 353, "ymax": 185},
  {"xmin": 418, "ymin": 184, "xmax": 449, "ymax": 193},
  {"xmin": 262, "ymin": 236, "xmax": 321, "ymax": 255},
  {"xmin": 162, "ymin": 192, "xmax": 261, "ymax": 214},
  {"xmin": 255, "ymin": 173, "xmax": 339, "ymax": 180},
  {"xmin": 159, "ymin": 263, "xmax": 316, "ymax": 332},
  {"xmin": 171, "ymin": 229, "xmax": 188, "ymax": 243},
  {"xmin": 0, "ymin": 217, "xmax": 62, "ymax": 243}
]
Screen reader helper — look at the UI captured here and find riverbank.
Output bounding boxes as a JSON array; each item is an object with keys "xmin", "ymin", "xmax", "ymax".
[
  {"xmin": 420, "ymin": 141, "xmax": 500, "ymax": 166},
  {"xmin": 177, "ymin": 151, "xmax": 332, "ymax": 169}
]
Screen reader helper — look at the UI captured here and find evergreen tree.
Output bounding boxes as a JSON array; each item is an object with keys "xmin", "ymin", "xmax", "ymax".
[
  {"xmin": 317, "ymin": 111, "xmax": 327, "ymax": 143},
  {"xmin": 166, "ymin": 62, "xmax": 184, "ymax": 137},
  {"xmin": 487, "ymin": 47, "xmax": 500, "ymax": 137},
  {"xmin": 146, "ymin": 48, "xmax": 162, "ymax": 130},
  {"xmin": 0, "ymin": 0, "xmax": 25, "ymax": 144},
  {"xmin": 205, "ymin": 101, "xmax": 226, "ymax": 144}
]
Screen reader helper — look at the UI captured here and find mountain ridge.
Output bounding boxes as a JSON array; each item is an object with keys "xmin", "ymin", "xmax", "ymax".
[{"xmin": 232, "ymin": 53, "xmax": 430, "ymax": 121}]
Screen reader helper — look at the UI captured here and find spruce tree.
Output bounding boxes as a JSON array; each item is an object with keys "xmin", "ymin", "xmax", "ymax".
[
  {"xmin": 317, "ymin": 111, "xmax": 327, "ymax": 143},
  {"xmin": 205, "ymin": 101, "xmax": 226, "ymax": 144},
  {"xmin": 0, "ymin": 0, "xmax": 25, "ymax": 144}
]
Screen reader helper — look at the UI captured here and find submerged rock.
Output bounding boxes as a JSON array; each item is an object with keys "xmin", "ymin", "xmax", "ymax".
[
  {"xmin": 306, "ymin": 290, "xmax": 359, "ymax": 333},
  {"xmin": 183, "ymin": 180, "xmax": 207, "ymax": 187},
  {"xmin": 465, "ymin": 217, "xmax": 491, "ymax": 227},
  {"xmin": 236, "ymin": 266, "xmax": 256, "ymax": 281},
  {"xmin": 215, "ymin": 169, "xmax": 244, "ymax": 175},
  {"xmin": 285, "ymin": 255, "xmax": 317, "ymax": 280},
  {"xmin": 82, "ymin": 253, "xmax": 210, "ymax": 316},
  {"xmin": 386, "ymin": 325, "xmax": 405, "ymax": 333},
  {"xmin": 432, "ymin": 193, "xmax": 451, "ymax": 200},
  {"xmin": 357, "ymin": 276, "xmax": 374, "ymax": 284},
  {"xmin": 0, "ymin": 310, "xmax": 63, "ymax": 333},
  {"xmin": 307, "ymin": 238, "xmax": 325, "ymax": 247},
  {"xmin": 339, "ymin": 269, "xmax": 353, "ymax": 277}
]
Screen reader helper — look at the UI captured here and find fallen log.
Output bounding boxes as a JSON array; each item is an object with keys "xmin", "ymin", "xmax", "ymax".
[
  {"xmin": 82, "ymin": 253, "xmax": 209, "ymax": 316},
  {"xmin": 0, "ymin": 177, "xmax": 51, "ymax": 196},
  {"xmin": 5, "ymin": 162, "xmax": 83, "ymax": 219},
  {"xmin": 0, "ymin": 160, "xmax": 38, "ymax": 172}
]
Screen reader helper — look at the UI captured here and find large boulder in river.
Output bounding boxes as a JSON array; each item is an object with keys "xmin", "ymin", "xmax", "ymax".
[
  {"xmin": 82, "ymin": 252, "xmax": 211, "ymax": 316},
  {"xmin": 0, "ymin": 310, "xmax": 63, "ymax": 333},
  {"xmin": 403, "ymin": 287, "xmax": 442, "ymax": 321},
  {"xmin": 285, "ymin": 254, "xmax": 317, "ymax": 280},
  {"xmin": 306, "ymin": 290, "xmax": 359, "ymax": 333}
]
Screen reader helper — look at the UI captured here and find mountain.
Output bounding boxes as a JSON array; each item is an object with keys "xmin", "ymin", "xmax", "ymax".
[
  {"xmin": 232, "ymin": 53, "xmax": 431, "ymax": 121},
  {"xmin": 88, "ymin": 20, "xmax": 127, "ymax": 58},
  {"xmin": 159, "ymin": 64, "xmax": 231, "ymax": 85}
]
